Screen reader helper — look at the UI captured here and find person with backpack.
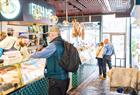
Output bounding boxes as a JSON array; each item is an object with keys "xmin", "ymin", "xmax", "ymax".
[{"xmin": 30, "ymin": 26, "xmax": 69, "ymax": 95}]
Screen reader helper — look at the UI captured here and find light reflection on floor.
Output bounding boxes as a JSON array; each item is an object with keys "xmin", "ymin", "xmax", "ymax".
[
  {"xmin": 70, "ymin": 64, "xmax": 129, "ymax": 95},
  {"xmin": 77, "ymin": 63, "xmax": 97, "ymax": 85}
]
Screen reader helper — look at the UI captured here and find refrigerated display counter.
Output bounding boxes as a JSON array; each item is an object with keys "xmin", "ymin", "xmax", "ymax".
[{"xmin": 0, "ymin": 58, "xmax": 46, "ymax": 95}]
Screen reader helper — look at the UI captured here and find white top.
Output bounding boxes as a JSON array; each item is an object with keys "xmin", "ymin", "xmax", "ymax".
[
  {"xmin": 20, "ymin": 46, "xmax": 30, "ymax": 61},
  {"xmin": 0, "ymin": 36, "xmax": 17, "ymax": 50},
  {"xmin": 96, "ymin": 46, "xmax": 104, "ymax": 58}
]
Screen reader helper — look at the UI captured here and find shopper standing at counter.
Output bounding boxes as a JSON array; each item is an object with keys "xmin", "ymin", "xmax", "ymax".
[
  {"xmin": 30, "ymin": 26, "xmax": 69, "ymax": 95},
  {"xmin": 0, "ymin": 28, "xmax": 17, "ymax": 50}
]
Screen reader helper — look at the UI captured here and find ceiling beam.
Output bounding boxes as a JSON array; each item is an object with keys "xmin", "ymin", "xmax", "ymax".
[
  {"xmin": 67, "ymin": 2, "xmax": 82, "ymax": 12},
  {"xmin": 75, "ymin": 0, "xmax": 87, "ymax": 8}
]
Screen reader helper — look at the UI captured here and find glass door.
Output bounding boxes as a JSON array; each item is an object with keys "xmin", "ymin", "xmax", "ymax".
[{"xmin": 103, "ymin": 34, "xmax": 126, "ymax": 67}]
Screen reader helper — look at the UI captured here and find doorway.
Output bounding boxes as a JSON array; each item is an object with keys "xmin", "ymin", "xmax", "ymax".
[{"xmin": 103, "ymin": 33, "xmax": 126, "ymax": 67}]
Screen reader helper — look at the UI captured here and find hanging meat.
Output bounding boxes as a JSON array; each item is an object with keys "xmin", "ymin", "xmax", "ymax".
[
  {"xmin": 79, "ymin": 23, "xmax": 85, "ymax": 40},
  {"xmin": 72, "ymin": 19, "xmax": 85, "ymax": 39},
  {"xmin": 72, "ymin": 19, "xmax": 79, "ymax": 37}
]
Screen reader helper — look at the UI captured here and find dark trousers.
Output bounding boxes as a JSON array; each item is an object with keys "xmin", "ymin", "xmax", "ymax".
[
  {"xmin": 48, "ymin": 78, "xmax": 69, "ymax": 95},
  {"xmin": 97, "ymin": 58, "xmax": 106, "ymax": 78},
  {"xmin": 103, "ymin": 55, "xmax": 112, "ymax": 69}
]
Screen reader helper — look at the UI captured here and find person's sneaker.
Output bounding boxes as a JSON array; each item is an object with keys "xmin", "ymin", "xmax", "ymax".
[
  {"xmin": 101, "ymin": 77, "xmax": 106, "ymax": 80},
  {"xmin": 99, "ymin": 75, "xmax": 103, "ymax": 79},
  {"xmin": 107, "ymin": 69, "xmax": 112, "ymax": 77}
]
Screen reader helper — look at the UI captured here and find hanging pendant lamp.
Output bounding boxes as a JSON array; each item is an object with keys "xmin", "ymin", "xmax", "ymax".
[
  {"xmin": 63, "ymin": 0, "xmax": 69, "ymax": 26},
  {"xmin": 50, "ymin": 15, "xmax": 58, "ymax": 25}
]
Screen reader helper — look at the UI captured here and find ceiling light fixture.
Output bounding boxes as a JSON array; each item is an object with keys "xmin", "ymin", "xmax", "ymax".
[
  {"xmin": 50, "ymin": 15, "xmax": 58, "ymax": 25},
  {"xmin": 63, "ymin": 0, "xmax": 69, "ymax": 26}
]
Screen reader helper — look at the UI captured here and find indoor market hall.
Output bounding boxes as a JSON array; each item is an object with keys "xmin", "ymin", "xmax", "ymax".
[{"xmin": 0, "ymin": 0, "xmax": 140, "ymax": 95}]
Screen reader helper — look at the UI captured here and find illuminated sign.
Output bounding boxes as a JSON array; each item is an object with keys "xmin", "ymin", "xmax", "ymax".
[
  {"xmin": 29, "ymin": 3, "xmax": 54, "ymax": 20},
  {"xmin": 0, "ymin": 0, "xmax": 21, "ymax": 19}
]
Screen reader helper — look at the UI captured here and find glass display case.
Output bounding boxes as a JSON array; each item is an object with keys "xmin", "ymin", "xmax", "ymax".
[
  {"xmin": 21, "ymin": 59, "xmax": 46, "ymax": 85},
  {"xmin": 0, "ymin": 58, "xmax": 46, "ymax": 95},
  {"xmin": 0, "ymin": 65, "xmax": 21, "ymax": 95}
]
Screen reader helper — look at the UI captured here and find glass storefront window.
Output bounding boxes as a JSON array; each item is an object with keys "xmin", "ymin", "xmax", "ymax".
[
  {"xmin": 131, "ymin": 19, "xmax": 140, "ymax": 69},
  {"xmin": 102, "ymin": 14, "xmax": 128, "ymax": 67},
  {"xmin": 103, "ymin": 14, "xmax": 126, "ymax": 33}
]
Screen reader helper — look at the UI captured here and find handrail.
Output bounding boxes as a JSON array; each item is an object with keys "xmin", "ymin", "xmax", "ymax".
[{"xmin": 113, "ymin": 54, "xmax": 125, "ymax": 68}]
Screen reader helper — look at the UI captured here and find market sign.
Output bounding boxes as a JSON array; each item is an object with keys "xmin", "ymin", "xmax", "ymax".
[
  {"xmin": 0, "ymin": 0, "xmax": 23, "ymax": 21},
  {"xmin": 29, "ymin": 3, "xmax": 53, "ymax": 20},
  {"xmin": 0, "ymin": 0, "xmax": 55, "ymax": 24},
  {"xmin": 23, "ymin": 0, "xmax": 55, "ymax": 24},
  {"xmin": 0, "ymin": 0, "xmax": 21, "ymax": 19}
]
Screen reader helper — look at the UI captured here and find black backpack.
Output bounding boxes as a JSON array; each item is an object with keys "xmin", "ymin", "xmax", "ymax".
[{"xmin": 59, "ymin": 41, "xmax": 81, "ymax": 72}]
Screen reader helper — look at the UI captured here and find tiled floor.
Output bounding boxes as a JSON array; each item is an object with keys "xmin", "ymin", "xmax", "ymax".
[
  {"xmin": 69, "ymin": 64, "xmax": 129, "ymax": 95},
  {"xmin": 77, "ymin": 63, "xmax": 97, "ymax": 85}
]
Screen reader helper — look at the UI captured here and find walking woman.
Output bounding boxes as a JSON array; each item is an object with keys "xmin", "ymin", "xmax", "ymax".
[{"xmin": 96, "ymin": 42, "xmax": 106, "ymax": 80}]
